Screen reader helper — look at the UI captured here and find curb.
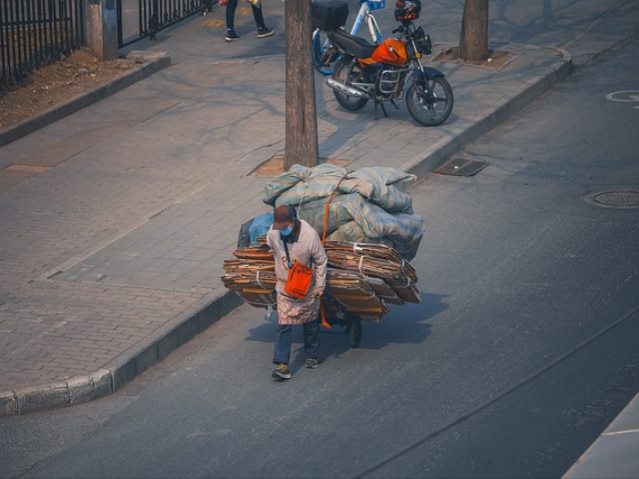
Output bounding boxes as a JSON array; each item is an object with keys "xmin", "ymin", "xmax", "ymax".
[
  {"xmin": 1, "ymin": 290, "xmax": 242, "ymax": 416},
  {"xmin": 0, "ymin": 49, "xmax": 573, "ymax": 417},
  {"xmin": 403, "ymin": 48, "xmax": 573, "ymax": 179},
  {"xmin": 563, "ymin": 391, "xmax": 639, "ymax": 478},
  {"xmin": 0, "ymin": 50, "xmax": 172, "ymax": 148}
]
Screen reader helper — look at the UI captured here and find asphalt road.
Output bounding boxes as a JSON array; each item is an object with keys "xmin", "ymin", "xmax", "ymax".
[{"xmin": 2, "ymin": 23, "xmax": 639, "ymax": 479}]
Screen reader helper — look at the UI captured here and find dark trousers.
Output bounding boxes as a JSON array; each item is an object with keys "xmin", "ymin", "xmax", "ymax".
[
  {"xmin": 225, "ymin": 0, "xmax": 266, "ymax": 31},
  {"xmin": 273, "ymin": 319, "xmax": 320, "ymax": 365}
]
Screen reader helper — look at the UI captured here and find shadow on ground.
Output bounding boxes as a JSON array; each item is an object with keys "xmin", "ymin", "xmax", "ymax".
[{"xmin": 245, "ymin": 291, "xmax": 448, "ymax": 371}]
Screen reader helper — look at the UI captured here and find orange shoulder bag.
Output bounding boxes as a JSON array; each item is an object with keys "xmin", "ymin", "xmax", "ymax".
[{"xmin": 283, "ymin": 241, "xmax": 313, "ymax": 299}]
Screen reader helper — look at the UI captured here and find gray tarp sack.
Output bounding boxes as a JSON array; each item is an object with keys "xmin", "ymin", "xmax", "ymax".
[
  {"xmin": 264, "ymin": 164, "xmax": 415, "ymax": 214},
  {"xmin": 263, "ymin": 164, "xmax": 424, "ymax": 259}
]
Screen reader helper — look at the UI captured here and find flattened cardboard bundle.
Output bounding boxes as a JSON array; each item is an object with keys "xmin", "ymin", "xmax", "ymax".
[
  {"xmin": 221, "ymin": 250, "xmax": 277, "ymax": 309},
  {"xmin": 221, "ymin": 242, "xmax": 420, "ymax": 322}
]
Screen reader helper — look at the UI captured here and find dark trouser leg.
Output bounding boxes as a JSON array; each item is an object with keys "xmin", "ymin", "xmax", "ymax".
[
  {"xmin": 303, "ymin": 319, "xmax": 319, "ymax": 360},
  {"xmin": 251, "ymin": 3, "xmax": 266, "ymax": 30},
  {"xmin": 273, "ymin": 324, "xmax": 292, "ymax": 365},
  {"xmin": 226, "ymin": 0, "xmax": 238, "ymax": 30}
]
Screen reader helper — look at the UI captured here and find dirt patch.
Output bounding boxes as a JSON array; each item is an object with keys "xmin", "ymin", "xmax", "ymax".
[
  {"xmin": 250, "ymin": 154, "xmax": 351, "ymax": 177},
  {"xmin": 433, "ymin": 47, "xmax": 516, "ymax": 70},
  {"xmin": 0, "ymin": 49, "xmax": 138, "ymax": 130}
]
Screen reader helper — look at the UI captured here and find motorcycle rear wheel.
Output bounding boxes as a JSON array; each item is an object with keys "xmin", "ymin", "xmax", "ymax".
[
  {"xmin": 332, "ymin": 58, "xmax": 369, "ymax": 111},
  {"xmin": 312, "ymin": 29, "xmax": 335, "ymax": 75},
  {"xmin": 406, "ymin": 75, "xmax": 453, "ymax": 126}
]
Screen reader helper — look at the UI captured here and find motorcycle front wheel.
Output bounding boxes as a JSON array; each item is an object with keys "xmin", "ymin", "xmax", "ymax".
[
  {"xmin": 332, "ymin": 58, "xmax": 369, "ymax": 111},
  {"xmin": 406, "ymin": 75, "xmax": 453, "ymax": 126}
]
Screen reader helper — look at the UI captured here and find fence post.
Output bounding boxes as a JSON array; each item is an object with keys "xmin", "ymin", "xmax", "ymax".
[{"xmin": 85, "ymin": 0, "xmax": 118, "ymax": 59}]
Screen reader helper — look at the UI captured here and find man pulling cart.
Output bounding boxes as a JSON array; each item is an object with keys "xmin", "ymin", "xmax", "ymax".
[{"xmin": 221, "ymin": 164, "xmax": 423, "ymax": 380}]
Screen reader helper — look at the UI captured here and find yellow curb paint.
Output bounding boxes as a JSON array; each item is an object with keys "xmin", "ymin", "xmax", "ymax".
[{"xmin": 5, "ymin": 164, "xmax": 50, "ymax": 173}]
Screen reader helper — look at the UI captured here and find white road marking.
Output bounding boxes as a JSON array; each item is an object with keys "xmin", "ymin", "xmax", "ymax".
[
  {"xmin": 602, "ymin": 428, "xmax": 639, "ymax": 436},
  {"xmin": 605, "ymin": 90, "xmax": 639, "ymax": 102}
]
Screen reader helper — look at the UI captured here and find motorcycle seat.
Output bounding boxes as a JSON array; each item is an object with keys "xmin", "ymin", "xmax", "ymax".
[{"xmin": 327, "ymin": 29, "xmax": 377, "ymax": 59}]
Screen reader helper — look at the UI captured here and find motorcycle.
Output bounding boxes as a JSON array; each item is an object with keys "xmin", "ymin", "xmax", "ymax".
[
  {"xmin": 325, "ymin": 1, "xmax": 453, "ymax": 126},
  {"xmin": 312, "ymin": 0, "xmax": 385, "ymax": 75}
]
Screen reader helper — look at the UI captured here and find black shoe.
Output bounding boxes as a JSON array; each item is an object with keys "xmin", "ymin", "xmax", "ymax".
[
  {"xmin": 305, "ymin": 358, "xmax": 319, "ymax": 369},
  {"xmin": 272, "ymin": 363, "xmax": 292, "ymax": 380},
  {"xmin": 257, "ymin": 27, "xmax": 274, "ymax": 39},
  {"xmin": 225, "ymin": 30, "xmax": 239, "ymax": 42}
]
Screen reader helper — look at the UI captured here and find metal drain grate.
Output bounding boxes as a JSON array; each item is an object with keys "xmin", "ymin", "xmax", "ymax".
[
  {"xmin": 434, "ymin": 157, "xmax": 489, "ymax": 177},
  {"xmin": 592, "ymin": 190, "xmax": 639, "ymax": 208}
]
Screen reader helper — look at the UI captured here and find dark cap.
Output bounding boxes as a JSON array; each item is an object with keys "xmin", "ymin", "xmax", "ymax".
[{"xmin": 272, "ymin": 205, "xmax": 297, "ymax": 230}]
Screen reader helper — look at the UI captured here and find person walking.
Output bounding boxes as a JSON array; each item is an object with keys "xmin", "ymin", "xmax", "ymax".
[
  {"xmin": 220, "ymin": 0, "xmax": 275, "ymax": 42},
  {"xmin": 267, "ymin": 205, "xmax": 327, "ymax": 380}
]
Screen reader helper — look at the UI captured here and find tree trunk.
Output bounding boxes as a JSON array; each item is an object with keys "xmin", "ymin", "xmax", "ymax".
[
  {"xmin": 459, "ymin": 0, "xmax": 489, "ymax": 64},
  {"xmin": 285, "ymin": 0, "xmax": 319, "ymax": 169}
]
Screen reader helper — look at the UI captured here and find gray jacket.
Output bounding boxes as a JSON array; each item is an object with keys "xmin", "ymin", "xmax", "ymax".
[{"xmin": 267, "ymin": 219, "xmax": 327, "ymax": 298}]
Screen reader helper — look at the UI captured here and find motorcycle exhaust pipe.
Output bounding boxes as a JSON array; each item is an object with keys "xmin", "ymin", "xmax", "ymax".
[{"xmin": 326, "ymin": 78, "xmax": 369, "ymax": 99}]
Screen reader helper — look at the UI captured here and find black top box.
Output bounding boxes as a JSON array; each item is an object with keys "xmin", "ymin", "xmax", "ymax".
[{"xmin": 311, "ymin": 0, "xmax": 349, "ymax": 31}]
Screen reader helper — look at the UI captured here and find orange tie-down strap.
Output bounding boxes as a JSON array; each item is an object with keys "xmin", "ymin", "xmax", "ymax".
[
  {"xmin": 320, "ymin": 305, "xmax": 331, "ymax": 329},
  {"xmin": 320, "ymin": 174, "xmax": 350, "ymax": 330}
]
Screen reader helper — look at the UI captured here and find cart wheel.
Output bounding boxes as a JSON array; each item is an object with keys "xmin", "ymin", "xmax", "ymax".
[{"xmin": 350, "ymin": 318, "xmax": 362, "ymax": 348}]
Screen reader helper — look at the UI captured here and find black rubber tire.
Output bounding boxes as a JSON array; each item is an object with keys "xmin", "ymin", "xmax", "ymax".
[
  {"xmin": 350, "ymin": 318, "xmax": 362, "ymax": 348},
  {"xmin": 332, "ymin": 58, "xmax": 369, "ymax": 111},
  {"xmin": 406, "ymin": 75, "xmax": 454, "ymax": 126},
  {"xmin": 312, "ymin": 29, "xmax": 334, "ymax": 76}
]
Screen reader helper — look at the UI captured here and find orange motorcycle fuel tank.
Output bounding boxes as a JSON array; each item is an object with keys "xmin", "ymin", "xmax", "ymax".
[{"xmin": 359, "ymin": 38, "xmax": 408, "ymax": 67}]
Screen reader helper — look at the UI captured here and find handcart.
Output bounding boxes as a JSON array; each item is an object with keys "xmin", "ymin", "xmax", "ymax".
[
  {"xmin": 225, "ymin": 162, "xmax": 421, "ymax": 350},
  {"xmin": 329, "ymin": 312, "xmax": 363, "ymax": 349},
  {"xmin": 222, "ymin": 240, "xmax": 418, "ymax": 352},
  {"xmin": 320, "ymin": 296, "xmax": 365, "ymax": 348},
  {"xmin": 319, "ymin": 286, "xmax": 391, "ymax": 349}
]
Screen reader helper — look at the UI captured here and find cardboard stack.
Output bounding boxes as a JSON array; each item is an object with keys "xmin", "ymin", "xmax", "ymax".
[
  {"xmin": 221, "ymin": 247, "xmax": 276, "ymax": 309},
  {"xmin": 221, "ymin": 241, "xmax": 420, "ymax": 322}
]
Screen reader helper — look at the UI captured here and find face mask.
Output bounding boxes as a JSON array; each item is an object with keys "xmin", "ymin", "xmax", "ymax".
[{"xmin": 280, "ymin": 225, "xmax": 293, "ymax": 237}]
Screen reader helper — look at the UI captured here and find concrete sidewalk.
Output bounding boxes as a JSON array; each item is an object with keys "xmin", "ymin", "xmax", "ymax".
[
  {"xmin": 565, "ymin": 390, "xmax": 639, "ymax": 478},
  {"xmin": 0, "ymin": 0, "xmax": 631, "ymax": 419}
]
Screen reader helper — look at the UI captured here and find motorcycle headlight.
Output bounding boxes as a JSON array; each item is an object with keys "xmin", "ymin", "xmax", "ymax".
[{"xmin": 413, "ymin": 27, "xmax": 432, "ymax": 55}]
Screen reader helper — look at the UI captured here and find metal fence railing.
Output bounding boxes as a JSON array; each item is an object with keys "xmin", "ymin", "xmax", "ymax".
[
  {"xmin": 117, "ymin": 0, "xmax": 213, "ymax": 48},
  {"xmin": 1, "ymin": 0, "xmax": 85, "ymax": 88}
]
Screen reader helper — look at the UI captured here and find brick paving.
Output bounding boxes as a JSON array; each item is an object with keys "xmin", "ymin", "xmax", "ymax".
[
  {"xmin": 0, "ymin": 1, "xmax": 573, "ymax": 399},
  {"xmin": 0, "ymin": 279, "xmax": 205, "ymax": 386}
]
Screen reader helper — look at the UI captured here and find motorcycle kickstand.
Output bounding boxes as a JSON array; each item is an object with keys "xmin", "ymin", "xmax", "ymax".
[{"xmin": 374, "ymin": 99, "xmax": 389, "ymax": 120}]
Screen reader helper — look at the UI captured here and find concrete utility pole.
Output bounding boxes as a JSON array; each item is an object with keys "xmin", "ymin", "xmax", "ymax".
[
  {"xmin": 85, "ymin": 0, "xmax": 119, "ymax": 60},
  {"xmin": 459, "ymin": 0, "xmax": 489, "ymax": 64},
  {"xmin": 284, "ymin": 0, "xmax": 319, "ymax": 169}
]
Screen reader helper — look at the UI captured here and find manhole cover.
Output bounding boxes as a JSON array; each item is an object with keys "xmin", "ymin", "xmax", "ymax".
[
  {"xmin": 590, "ymin": 190, "xmax": 639, "ymax": 208},
  {"xmin": 434, "ymin": 157, "xmax": 489, "ymax": 177}
]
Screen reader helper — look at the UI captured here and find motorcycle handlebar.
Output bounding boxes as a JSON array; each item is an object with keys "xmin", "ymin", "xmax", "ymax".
[{"xmin": 393, "ymin": 24, "xmax": 411, "ymax": 35}]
